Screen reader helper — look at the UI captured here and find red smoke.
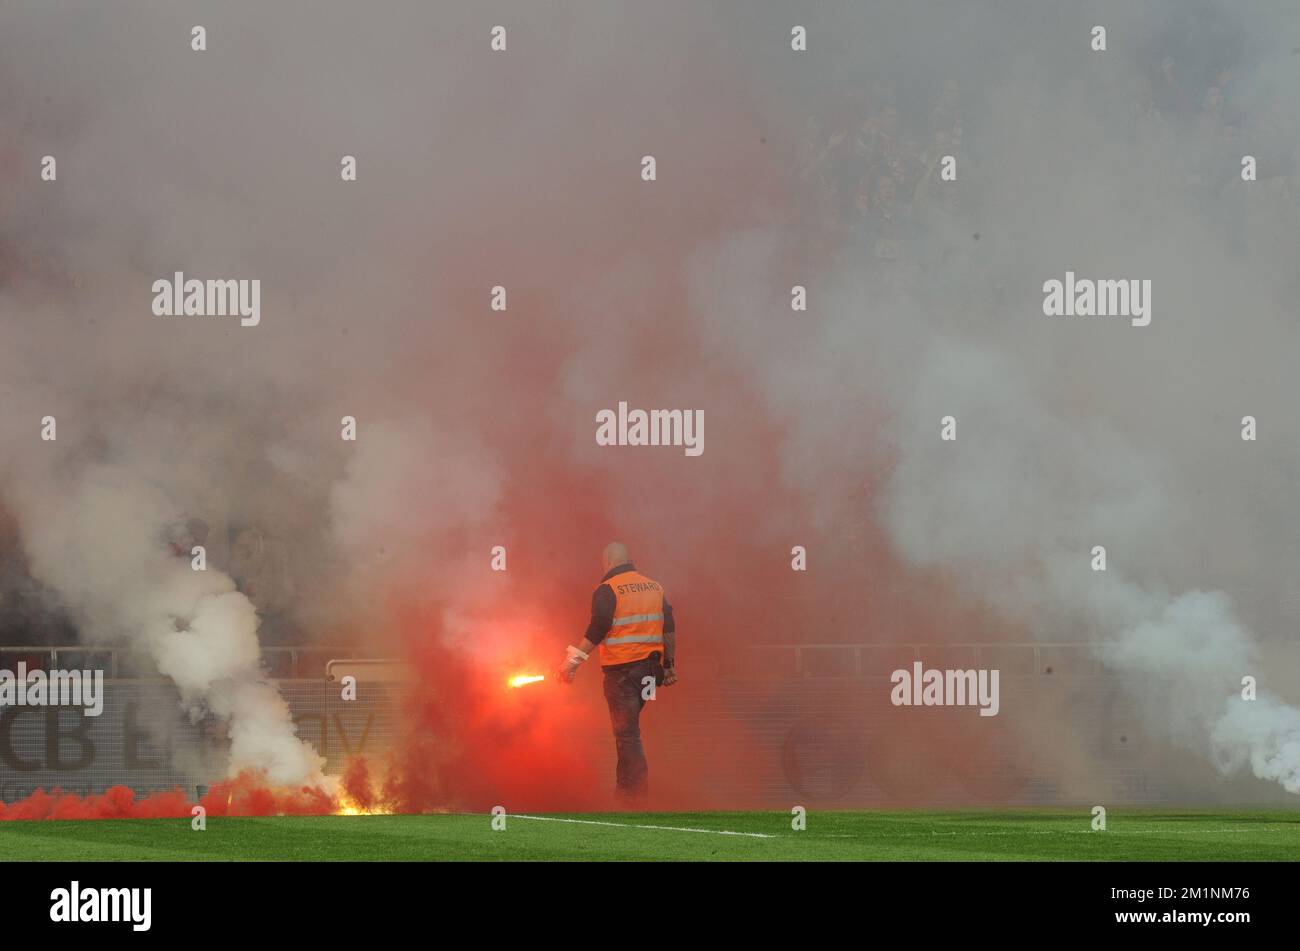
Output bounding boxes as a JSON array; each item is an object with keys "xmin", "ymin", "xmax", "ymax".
[
  {"xmin": 0, "ymin": 772, "xmax": 341, "ymax": 821},
  {"xmin": 0, "ymin": 36, "xmax": 1034, "ymax": 820},
  {"xmin": 0, "ymin": 786, "xmax": 191, "ymax": 821}
]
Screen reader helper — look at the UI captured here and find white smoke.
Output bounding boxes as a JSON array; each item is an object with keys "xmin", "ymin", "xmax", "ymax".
[
  {"xmin": 9, "ymin": 462, "xmax": 323, "ymax": 787},
  {"xmin": 685, "ymin": 2, "xmax": 1300, "ymax": 797},
  {"xmin": 879, "ymin": 342, "xmax": 1300, "ymax": 792}
]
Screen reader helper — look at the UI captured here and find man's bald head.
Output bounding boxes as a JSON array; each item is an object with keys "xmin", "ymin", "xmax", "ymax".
[{"xmin": 602, "ymin": 541, "xmax": 630, "ymax": 572}]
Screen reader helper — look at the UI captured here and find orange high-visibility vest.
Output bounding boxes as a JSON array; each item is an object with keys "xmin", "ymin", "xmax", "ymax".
[{"xmin": 600, "ymin": 569, "xmax": 666, "ymax": 666}]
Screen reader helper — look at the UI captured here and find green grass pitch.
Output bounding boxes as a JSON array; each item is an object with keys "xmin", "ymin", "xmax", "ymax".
[{"xmin": 1, "ymin": 810, "xmax": 1296, "ymax": 861}]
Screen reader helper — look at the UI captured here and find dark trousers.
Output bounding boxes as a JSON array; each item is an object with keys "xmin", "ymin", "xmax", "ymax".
[{"xmin": 602, "ymin": 657, "xmax": 655, "ymax": 801}]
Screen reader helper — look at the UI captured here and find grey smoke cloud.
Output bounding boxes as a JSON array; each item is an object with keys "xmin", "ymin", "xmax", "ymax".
[{"xmin": 685, "ymin": 2, "xmax": 1300, "ymax": 794}]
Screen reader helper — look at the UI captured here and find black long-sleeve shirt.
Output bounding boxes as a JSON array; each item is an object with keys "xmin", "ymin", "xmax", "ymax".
[{"xmin": 585, "ymin": 562, "xmax": 674, "ymax": 659}]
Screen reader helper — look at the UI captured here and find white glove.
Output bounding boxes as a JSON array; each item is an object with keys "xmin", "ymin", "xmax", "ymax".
[{"xmin": 558, "ymin": 645, "xmax": 589, "ymax": 683}]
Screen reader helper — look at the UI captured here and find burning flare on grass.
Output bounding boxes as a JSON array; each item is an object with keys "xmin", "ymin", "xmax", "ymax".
[{"xmin": 334, "ymin": 792, "xmax": 393, "ymax": 816}]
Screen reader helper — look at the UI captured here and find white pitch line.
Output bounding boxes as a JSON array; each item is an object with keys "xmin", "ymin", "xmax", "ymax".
[
  {"xmin": 818, "ymin": 827, "xmax": 1287, "ymax": 837},
  {"xmin": 507, "ymin": 814, "xmax": 775, "ymax": 839}
]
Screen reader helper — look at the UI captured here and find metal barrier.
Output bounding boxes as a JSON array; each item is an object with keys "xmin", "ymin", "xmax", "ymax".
[
  {"xmin": 0, "ymin": 643, "xmax": 1099, "ymax": 680},
  {"xmin": 740, "ymin": 642, "xmax": 1101, "ymax": 678},
  {"xmin": 0, "ymin": 642, "xmax": 1148, "ymax": 806},
  {"xmin": 0, "ymin": 646, "xmax": 366, "ymax": 680}
]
